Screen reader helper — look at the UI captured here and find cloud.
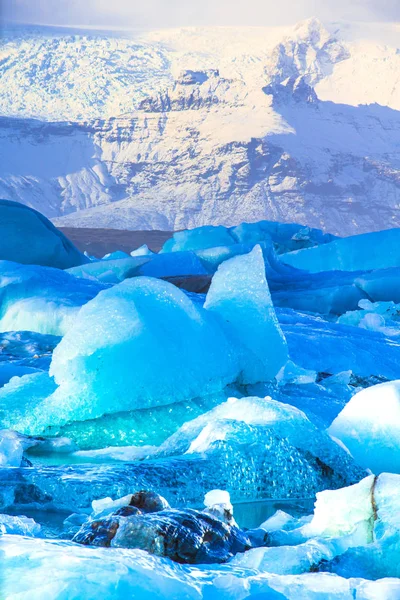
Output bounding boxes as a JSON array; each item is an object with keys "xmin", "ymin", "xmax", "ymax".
[{"xmin": 2, "ymin": 0, "xmax": 399, "ymax": 29}]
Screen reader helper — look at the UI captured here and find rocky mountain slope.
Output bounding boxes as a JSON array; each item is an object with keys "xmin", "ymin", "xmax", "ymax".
[{"xmin": 0, "ymin": 18, "xmax": 399, "ymax": 234}]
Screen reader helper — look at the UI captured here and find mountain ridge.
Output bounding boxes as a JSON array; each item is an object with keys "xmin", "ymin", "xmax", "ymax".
[{"xmin": 1, "ymin": 18, "xmax": 399, "ymax": 234}]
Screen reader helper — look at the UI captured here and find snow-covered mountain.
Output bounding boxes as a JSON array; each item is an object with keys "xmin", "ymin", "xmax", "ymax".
[{"xmin": 1, "ymin": 18, "xmax": 400, "ymax": 234}]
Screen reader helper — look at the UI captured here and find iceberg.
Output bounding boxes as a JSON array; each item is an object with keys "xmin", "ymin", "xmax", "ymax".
[
  {"xmin": 0, "ymin": 513, "xmax": 41, "ymax": 536},
  {"xmin": 282, "ymin": 228, "xmax": 400, "ymax": 273},
  {"xmin": 0, "ymin": 261, "xmax": 105, "ymax": 336},
  {"xmin": 328, "ymin": 380, "xmax": 400, "ymax": 473},
  {"xmin": 0, "ymin": 199, "xmax": 88, "ymax": 269},
  {"xmin": 2, "ymin": 247, "xmax": 287, "ymax": 433},
  {"xmin": 0, "ymin": 397, "xmax": 365, "ymax": 512},
  {"xmin": 43, "ymin": 276, "xmax": 240, "ymax": 429},
  {"xmin": 66, "ymin": 255, "xmax": 150, "ymax": 284},
  {"xmin": 130, "ymin": 244, "xmax": 154, "ymax": 257},
  {"xmin": 162, "ymin": 221, "xmax": 336, "ymax": 255},
  {"xmin": 139, "ymin": 251, "xmax": 208, "ymax": 278},
  {"xmin": 204, "ymin": 245, "xmax": 288, "ymax": 383}
]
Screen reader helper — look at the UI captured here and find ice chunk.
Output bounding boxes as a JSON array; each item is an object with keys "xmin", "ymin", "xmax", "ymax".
[
  {"xmin": 279, "ymin": 307, "xmax": 400, "ymax": 381},
  {"xmin": 0, "ymin": 199, "xmax": 88, "ymax": 268},
  {"xmin": 203, "ymin": 489, "xmax": 236, "ymax": 526},
  {"xmin": 204, "ymin": 245, "xmax": 288, "ymax": 382},
  {"xmin": 161, "ymin": 225, "xmax": 235, "ymax": 253},
  {"xmin": 0, "ymin": 364, "xmax": 40, "ymax": 388},
  {"xmin": 102, "ymin": 250, "xmax": 131, "ymax": 260},
  {"xmin": 204, "ymin": 489, "xmax": 231, "ymax": 508},
  {"xmin": 0, "ymin": 514, "xmax": 41, "ymax": 537},
  {"xmin": 282, "ymin": 228, "xmax": 400, "ymax": 273},
  {"xmin": 139, "ymin": 251, "xmax": 208, "ymax": 278},
  {"xmin": 162, "ymin": 221, "xmax": 336, "ymax": 255},
  {"xmin": 329, "ymin": 381, "xmax": 400, "ymax": 473},
  {"xmin": 40, "ymin": 277, "xmax": 241, "ymax": 429},
  {"xmin": 302, "ymin": 476, "xmax": 375, "ymax": 542},
  {"xmin": 0, "ymin": 428, "xmax": 76, "ymax": 466},
  {"xmin": 67, "ymin": 255, "xmax": 150, "ymax": 284},
  {"xmin": 130, "ymin": 244, "xmax": 154, "ymax": 257},
  {"xmin": 0, "ymin": 429, "xmax": 27, "ymax": 467},
  {"xmin": 338, "ymin": 299, "xmax": 400, "ymax": 336},
  {"xmin": 0, "ymin": 261, "xmax": 104, "ymax": 335},
  {"xmin": 2, "ymin": 535, "xmax": 399, "ymax": 599},
  {"xmin": 0, "ymin": 372, "xmax": 57, "ymax": 435}
]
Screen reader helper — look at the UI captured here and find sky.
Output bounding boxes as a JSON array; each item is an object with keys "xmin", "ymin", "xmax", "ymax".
[{"xmin": 2, "ymin": 0, "xmax": 400, "ymax": 29}]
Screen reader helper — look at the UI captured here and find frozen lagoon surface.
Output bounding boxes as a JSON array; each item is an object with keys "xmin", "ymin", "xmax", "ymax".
[{"xmin": 3, "ymin": 207, "xmax": 400, "ymax": 598}]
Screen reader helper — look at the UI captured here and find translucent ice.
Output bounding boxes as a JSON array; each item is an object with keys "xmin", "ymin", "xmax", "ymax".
[
  {"xmin": 0, "ymin": 514, "xmax": 41, "ymax": 536},
  {"xmin": 204, "ymin": 245, "xmax": 288, "ymax": 382},
  {"xmin": 162, "ymin": 221, "xmax": 335, "ymax": 255},
  {"xmin": 0, "ymin": 372, "xmax": 57, "ymax": 435},
  {"xmin": 328, "ymin": 380, "xmax": 400, "ymax": 473},
  {"xmin": 67, "ymin": 255, "xmax": 150, "ymax": 284},
  {"xmin": 40, "ymin": 277, "xmax": 241, "ymax": 429},
  {"xmin": 0, "ymin": 199, "xmax": 88, "ymax": 269},
  {"xmin": 7, "ymin": 247, "xmax": 288, "ymax": 432},
  {"xmin": 282, "ymin": 228, "xmax": 400, "ymax": 273},
  {"xmin": 0, "ymin": 398, "xmax": 365, "ymax": 512},
  {"xmin": 2, "ymin": 535, "xmax": 399, "ymax": 599},
  {"xmin": 0, "ymin": 261, "xmax": 104, "ymax": 335},
  {"xmin": 130, "ymin": 244, "xmax": 154, "ymax": 257},
  {"xmin": 139, "ymin": 251, "xmax": 208, "ymax": 278},
  {"xmin": 102, "ymin": 250, "xmax": 131, "ymax": 260}
]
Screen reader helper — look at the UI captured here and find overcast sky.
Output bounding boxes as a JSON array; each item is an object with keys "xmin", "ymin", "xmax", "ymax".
[{"xmin": 2, "ymin": 0, "xmax": 400, "ymax": 29}]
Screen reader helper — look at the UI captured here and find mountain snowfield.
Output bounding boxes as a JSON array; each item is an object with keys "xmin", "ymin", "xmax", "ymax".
[{"xmin": 1, "ymin": 18, "xmax": 400, "ymax": 233}]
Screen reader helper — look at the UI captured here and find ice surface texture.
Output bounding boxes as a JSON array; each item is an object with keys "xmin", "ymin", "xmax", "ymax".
[
  {"xmin": 0, "ymin": 260, "xmax": 105, "ymax": 336},
  {"xmin": 283, "ymin": 228, "xmax": 400, "ymax": 273},
  {"xmin": 0, "ymin": 200, "xmax": 88, "ymax": 269},
  {"xmin": 0, "ymin": 397, "xmax": 365, "ymax": 510},
  {"xmin": 0, "ymin": 246, "xmax": 287, "ymax": 433},
  {"xmin": 329, "ymin": 381, "xmax": 400, "ymax": 473}
]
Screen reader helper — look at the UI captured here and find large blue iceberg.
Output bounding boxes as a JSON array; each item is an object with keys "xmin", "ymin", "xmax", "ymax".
[{"xmin": 0, "ymin": 199, "xmax": 88, "ymax": 269}]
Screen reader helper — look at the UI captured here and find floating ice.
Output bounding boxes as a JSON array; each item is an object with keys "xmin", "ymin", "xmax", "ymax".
[
  {"xmin": 282, "ymin": 228, "xmax": 400, "ymax": 273},
  {"xmin": 203, "ymin": 490, "xmax": 236, "ymax": 526},
  {"xmin": 0, "ymin": 199, "xmax": 88, "ymax": 269},
  {"xmin": 338, "ymin": 299, "xmax": 400, "ymax": 336},
  {"xmin": 328, "ymin": 380, "xmax": 400, "ymax": 473},
  {"xmin": 0, "ymin": 427, "xmax": 76, "ymax": 466},
  {"xmin": 2, "ymin": 535, "xmax": 400, "ymax": 599},
  {"xmin": 139, "ymin": 251, "xmax": 208, "ymax": 278},
  {"xmin": 0, "ymin": 372, "xmax": 57, "ymax": 435},
  {"xmin": 130, "ymin": 244, "xmax": 154, "ymax": 257},
  {"xmin": 4, "ymin": 248, "xmax": 287, "ymax": 432},
  {"xmin": 67, "ymin": 255, "xmax": 151, "ymax": 284},
  {"xmin": 37, "ymin": 277, "xmax": 240, "ymax": 429},
  {"xmin": 102, "ymin": 250, "xmax": 131, "ymax": 260},
  {"xmin": 0, "ymin": 514, "xmax": 41, "ymax": 537},
  {"xmin": 0, "ymin": 261, "xmax": 104, "ymax": 335},
  {"xmin": 204, "ymin": 245, "xmax": 288, "ymax": 382},
  {"xmin": 162, "ymin": 221, "xmax": 335, "ymax": 255}
]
